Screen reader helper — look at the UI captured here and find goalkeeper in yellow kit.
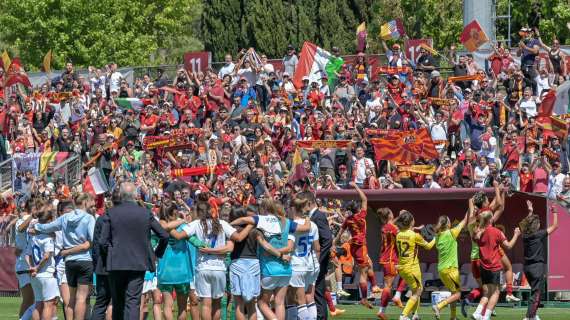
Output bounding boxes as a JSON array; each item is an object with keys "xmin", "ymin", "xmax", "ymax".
[
  {"xmin": 431, "ymin": 199, "xmax": 473, "ymax": 320},
  {"xmin": 395, "ymin": 210, "xmax": 435, "ymax": 320}
]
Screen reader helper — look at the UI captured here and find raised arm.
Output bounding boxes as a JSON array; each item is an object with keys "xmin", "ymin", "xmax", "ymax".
[
  {"xmin": 490, "ymin": 182, "xmax": 505, "ymax": 223},
  {"xmin": 547, "ymin": 205, "xmax": 559, "ymax": 235},
  {"xmin": 350, "ymin": 181, "xmax": 367, "ymax": 209},
  {"xmin": 501, "ymin": 228, "xmax": 521, "ymax": 250}
]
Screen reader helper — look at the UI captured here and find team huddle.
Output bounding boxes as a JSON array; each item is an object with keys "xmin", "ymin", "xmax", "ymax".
[{"xmin": 13, "ymin": 182, "xmax": 558, "ymax": 320}]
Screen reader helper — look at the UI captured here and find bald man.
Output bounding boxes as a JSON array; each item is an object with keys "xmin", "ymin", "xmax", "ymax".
[{"xmin": 98, "ymin": 182, "xmax": 169, "ymax": 320}]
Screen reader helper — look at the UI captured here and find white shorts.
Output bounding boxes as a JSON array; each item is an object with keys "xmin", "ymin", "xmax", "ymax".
[
  {"xmin": 56, "ymin": 261, "xmax": 67, "ymax": 285},
  {"xmin": 290, "ymin": 269, "xmax": 319, "ymax": 290},
  {"xmin": 142, "ymin": 277, "xmax": 158, "ymax": 294},
  {"xmin": 261, "ymin": 276, "xmax": 290, "ymax": 291},
  {"xmin": 195, "ymin": 270, "xmax": 226, "ymax": 299},
  {"xmin": 31, "ymin": 277, "xmax": 60, "ymax": 302},
  {"xmin": 17, "ymin": 273, "xmax": 31, "ymax": 288}
]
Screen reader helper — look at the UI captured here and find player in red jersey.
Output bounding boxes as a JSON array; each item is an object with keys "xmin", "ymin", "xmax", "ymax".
[
  {"xmin": 334, "ymin": 182, "xmax": 380, "ymax": 309},
  {"xmin": 471, "ymin": 211, "xmax": 520, "ymax": 320},
  {"xmin": 375, "ymin": 207, "xmax": 406, "ymax": 320},
  {"xmin": 462, "ymin": 183, "xmax": 512, "ymax": 317}
]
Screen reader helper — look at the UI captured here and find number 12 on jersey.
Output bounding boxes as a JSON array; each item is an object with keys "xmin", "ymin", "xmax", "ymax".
[{"xmin": 397, "ymin": 240, "xmax": 410, "ymax": 258}]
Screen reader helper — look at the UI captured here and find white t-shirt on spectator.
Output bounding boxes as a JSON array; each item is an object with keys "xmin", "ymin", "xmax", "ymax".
[
  {"xmin": 474, "ymin": 165, "xmax": 490, "ymax": 188},
  {"xmin": 520, "ymin": 99, "xmax": 537, "ymax": 117},
  {"xmin": 109, "ymin": 72, "xmax": 123, "ymax": 93},
  {"xmin": 535, "ymin": 76, "xmax": 551, "ymax": 94},
  {"xmin": 547, "ymin": 172, "xmax": 566, "ymax": 199},
  {"xmin": 353, "ymin": 157, "xmax": 374, "ymax": 184},
  {"xmin": 218, "ymin": 63, "xmax": 235, "ymax": 79}
]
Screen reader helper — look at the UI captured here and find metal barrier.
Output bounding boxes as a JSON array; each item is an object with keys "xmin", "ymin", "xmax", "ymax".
[
  {"xmin": 0, "ymin": 158, "xmax": 13, "ymax": 192},
  {"xmin": 53, "ymin": 154, "xmax": 82, "ymax": 187}
]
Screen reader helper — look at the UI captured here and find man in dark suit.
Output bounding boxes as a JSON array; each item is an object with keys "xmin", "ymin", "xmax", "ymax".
[
  {"xmin": 92, "ymin": 214, "xmax": 111, "ymax": 320},
  {"xmin": 92, "ymin": 190, "xmax": 122, "ymax": 320},
  {"xmin": 99, "ymin": 182, "xmax": 169, "ymax": 320},
  {"xmin": 300, "ymin": 192, "xmax": 333, "ymax": 320}
]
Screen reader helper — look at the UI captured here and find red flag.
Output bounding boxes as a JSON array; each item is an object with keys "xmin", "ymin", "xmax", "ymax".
[
  {"xmin": 460, "ymin": 20, "xmax": 489, "ymax": 52},
  {"xmin": 538, "ymin": 90, "xmax": 556, "ymax": 117},
  {"xmin": 371, "ymin": 128, "xmax": 438, "ymax": 162},
  {"xmin": 4, "ymin": 57, "xmax": 32, "ymax": 88}
]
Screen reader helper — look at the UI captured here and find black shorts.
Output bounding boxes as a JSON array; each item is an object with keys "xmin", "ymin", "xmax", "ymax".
[
  {"xmin": 480, "ymin": 267, "xmax": 501, "ymax": 285},
  {"xmin": 65, "ymin": 260, "xmax": 93, "ymax": 287}
]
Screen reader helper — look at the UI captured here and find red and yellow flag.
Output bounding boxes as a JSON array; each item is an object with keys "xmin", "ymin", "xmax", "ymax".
[
  {"xmin": 460, "ymin": 19, "xmax": 489, "ymax": 52},
  {"xmin": 537, "ymin": 116, "xmax": 568, "ymax": 139},
  {"xmin": 371, "ymin": 128, "xmax": 438, "ymax": 162},
  {"xmin": 288, "ymin": 148, "xmax": 308, "ymax": 183}
]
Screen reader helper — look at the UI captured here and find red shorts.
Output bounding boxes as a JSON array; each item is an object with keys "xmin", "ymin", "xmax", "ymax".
[
  {"xmin": 379, "ymin": 262, "xmax": 398, "ymax": 277},
  {"xmin": 471, "ymin": 259, "xmax": 481, "ymax": 279},
  {"xmin": 350, "ymin": 244, "xmax": 370, "ymax": 268}
]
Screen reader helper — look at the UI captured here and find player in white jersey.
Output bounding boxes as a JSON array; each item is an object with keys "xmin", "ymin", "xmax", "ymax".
[
  {"xmin": 289, "ymin": 198, "xmax": 320, "ymax": 320},
  {"xmin": 14, "ymin": 201, "xmax": 36, "ymax": 320},
  {"xmin": 25, "ymin": 206, "xmax": 59, "ymax": 320}
]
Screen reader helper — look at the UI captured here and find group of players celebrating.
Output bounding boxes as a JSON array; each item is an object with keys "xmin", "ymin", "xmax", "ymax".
[
  {"xmin": 336, "ymin": 183, "xmax": 558, "ymax": 320},
  {"xmin": 14, "ymin": 182, "xmax": 558, "ymax": 320}
]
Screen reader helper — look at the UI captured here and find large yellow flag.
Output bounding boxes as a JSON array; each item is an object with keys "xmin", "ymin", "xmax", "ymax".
[
  {"xmin": 1, "ymin": 50, "xmax": 10, "ymax": 70},
  {"xmin": 43, "ymin": 50, "xmax": 52, "ymax": 73}
]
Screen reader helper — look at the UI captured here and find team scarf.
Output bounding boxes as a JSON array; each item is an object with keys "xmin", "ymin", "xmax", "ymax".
[
  {"xmin": 396, "ymin": 164, "xmax": 436, "ymax": 175},
  {"xmin": 143, "ymin": 128, "xmax": 203, "ymax": 150},
  {"xmin": 447, "ymin": 74, "xmax": 485, "ymax": 83},
  {"xmin": 296, "ymin": 140, "xmax": 352, "ymax": 149},
  {"xmin": 365, "ymin": 129, "xmax": 398, "ymax": 136},
  {"xmin": 376, "ymin": 66, "xmax": 413, "ymax": 75},
  {"xmin": 171, "ymin": 165, "xmax": 230, "ymax": 178},
  {"xmin": 428, "ymin": 98, "xmax": 454, "ymax": 106}
]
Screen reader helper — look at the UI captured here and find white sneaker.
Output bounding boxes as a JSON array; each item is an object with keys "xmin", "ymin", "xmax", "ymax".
[
  {"xmin": 506, "ymin": 294, "xmax": 521, "ymax": 302},
  {"xmin": 535, "ymin": 316, "xmax": 541, "ymax": 320},
  {"xmin": 412, "ymin": 315, "xmax": 420, "ymax": 320},
  {"xmin": 399, "ymin": 316, "xmax": 410, "ymax": 320},
  {"xmin": 471, "ymin": 313, "xmax": 482, "ymax": 320},
  {"xmin": 336, "ymin": 289, "xmax": 350, "ymax": 297}
]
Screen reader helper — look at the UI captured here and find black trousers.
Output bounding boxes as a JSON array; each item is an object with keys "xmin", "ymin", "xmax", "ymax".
[
  {"xmin": 524, "ymin": 262, "xmax": 545, "ymax": 318},
  {"xmin": 91, "ymin": 274, "xmax": 112, "ymax": 320},
  {"xmin": 109, "ymin": 271, "xmax": 145, "ymax": 320},
  {"xmin": 315, "ymin": 246, "xmax": 331, "ymax": 320}
]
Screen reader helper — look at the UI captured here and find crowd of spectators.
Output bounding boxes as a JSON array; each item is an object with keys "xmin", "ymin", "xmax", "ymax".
[{"xmin": 0, "ymin": 28, "xmax": 568, "ymax": 230}]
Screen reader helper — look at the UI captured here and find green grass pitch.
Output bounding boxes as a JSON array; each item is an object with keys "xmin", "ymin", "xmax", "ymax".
[{"xmin": 1, "ymin": 297, "xmax": 570, "ymax": 319}]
